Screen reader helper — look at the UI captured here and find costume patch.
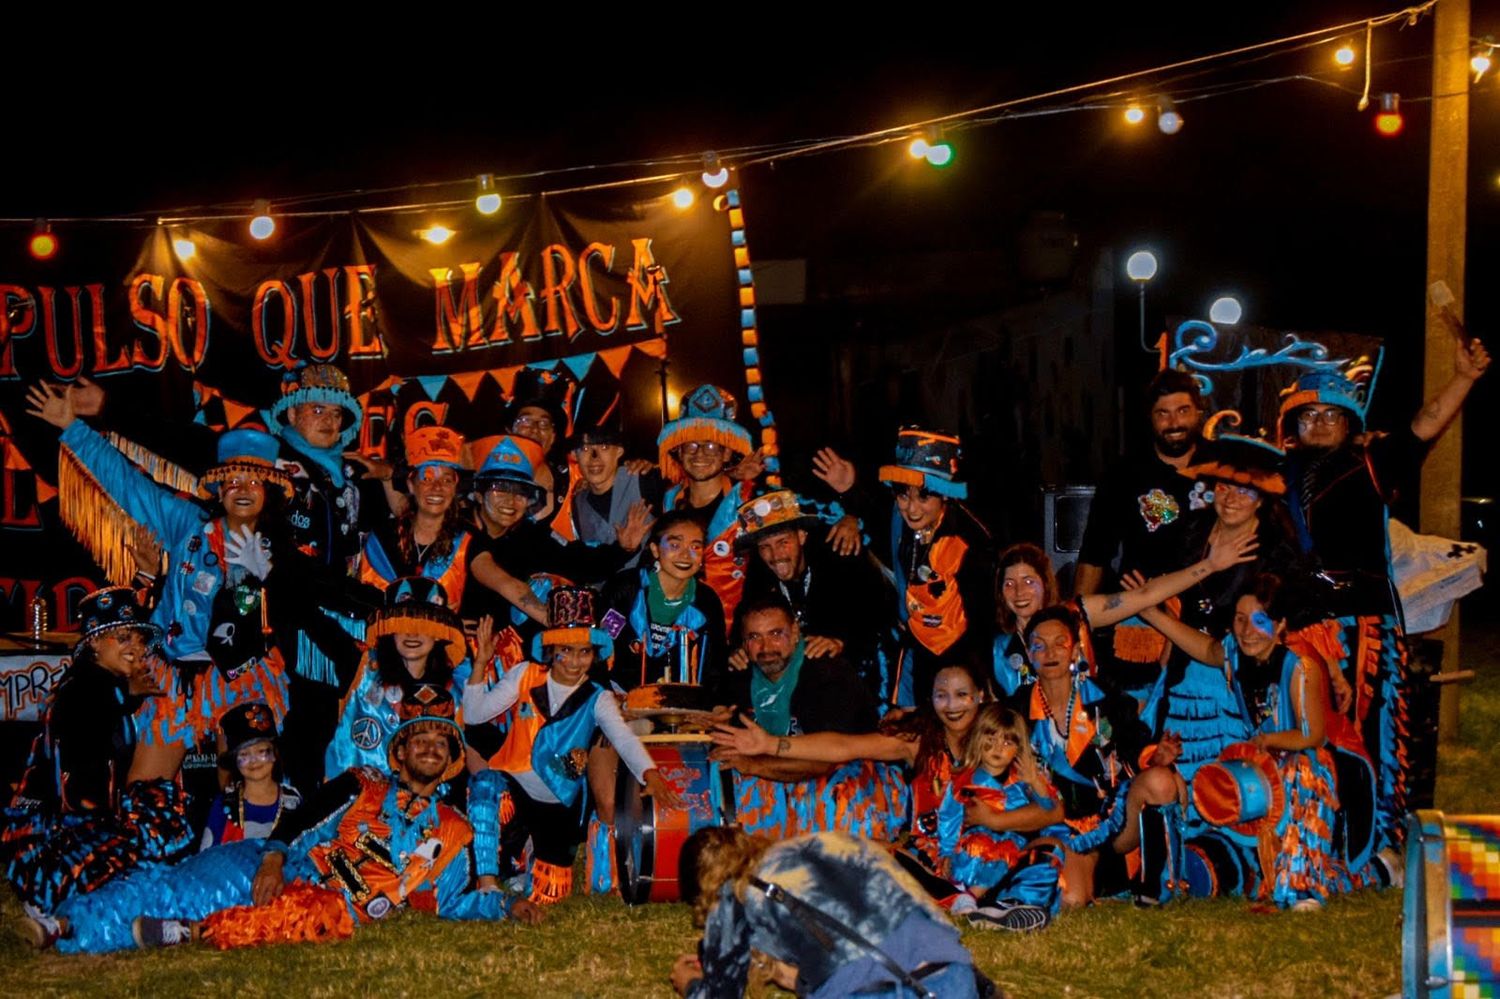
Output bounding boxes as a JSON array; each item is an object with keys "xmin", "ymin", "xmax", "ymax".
[{"xmin": 1137, "ymin": 488, "xmax": 1181, "ymax": 532}]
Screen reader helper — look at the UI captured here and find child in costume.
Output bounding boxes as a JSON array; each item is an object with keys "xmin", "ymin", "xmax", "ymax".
[
  {"xmin": 30, "ymin": 380, "xmax": 299, "ymax": 786},
  {"xmin": 1141, "ymin": 573, "xmax": 1376, "ymax": 909},
  {"xmin": 937, "ymin": 704, "xmax": 1067, "ymax": 930},
  {"xmin": 22, "ymin": 685, "xmax": 541, "ymax": 953},
  {"xmin": 359, "ymin": 425, "xmax": 473, "ymax": 604},
  {"xmin": 464, "ymin": 586, "xmax": 680, "ymax": 904},
  {"xmin": 199, "ymin": 702, "xmax": 302, "ymax": 851},
  {"xmin": 2, "ymin": 587, "xmax": 192, "ymax": 921},
  {"xmin": 325, "ymin": 577, "xmax": 471, "ymax": 780},
  {"xmin": 670, "ymin": 828, "xmax": 986, "ymax": 999}
]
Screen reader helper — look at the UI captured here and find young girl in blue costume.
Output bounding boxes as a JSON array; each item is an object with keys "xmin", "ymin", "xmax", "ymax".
[
  {"xmin": 199, "ymin": 702, "xmax": 302, "ymax": 850},
  {"xmin": 1140, "ymin": 573, "xmax": 1375, "ymax": 909},
  {"xmin": 938, "ymin": 704, "xmax": 1068, "ymax": 929},
  {"xmin": 324, "ymin": 577, "xmax": 472, "ymax": 781},
  {"xmin": 29, "ymin": 382, "xmax": 298, "ymax": 787}
]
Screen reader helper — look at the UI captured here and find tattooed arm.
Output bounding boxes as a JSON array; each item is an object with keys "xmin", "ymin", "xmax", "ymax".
[
  {"xmin": 1410, "ymin": 337, "xmax": 1490, "ymax": 442},
  {"xmin": 1082, "ymin": 530, "xmax": 1258, "ymax": 628}
]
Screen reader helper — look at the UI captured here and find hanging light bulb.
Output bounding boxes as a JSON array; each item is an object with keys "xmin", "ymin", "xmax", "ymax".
[
  {"xmin": 1374, "ymin": 93, "xmax": 1403, "ymax": 137},
  {"xmin": 475, "ymin": 174, "xmax": 502, "ymax": 215},
  {"xmin": 1123, "ymin": 105, "xmax": 1146, "ymax": 125},
  {"xmin": 28, "ymin": 220, "xmax": 57, "ymax": 260},
  {"xmin": 1157, "ymin": 97, "xmax": 1183, "ymax": 135},
  {"xmin": 249, "ymin": 200, "xmax": 275, "ymax": 240},
  {"xmin": 1334, "ymin": 41, "xmax": 1357, "ymax": 67},
  {"xmin": 700, "ymin": 152, "xmax": 729, "ymax": 189},
  {"xmin": 1208, "ymin": 296, "xmax": 1243, "ymax": 325},
  {"xmin": 908, "ymin": 137, "xmax": 930, "ymax": 159},
  {"xmin": 1473, "ymin": 42, "xmax": 1494, "ymax": 82},
  {"xmin": 172, "ymin": 237, "xmax": 196, "ymax": 261},
  {"xmin": 420, "ymin": 225, "xmax": 455, "ymax": 245},
  {"xmin": 671, "ymin": 186, "xmax": 695, "ymax": 209},
  {"xmin": 924, "ymin": 140, "xmax": 954, "ymax": 167}
]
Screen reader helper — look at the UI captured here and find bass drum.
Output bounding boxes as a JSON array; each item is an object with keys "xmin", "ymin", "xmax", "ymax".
[
  {"xmin": 614, "ymin": 738, "xmax": 736, "ymax": 905},
  {"xmin": 1403, "ymin": 810, "xmax": 1500, "ymax": 997}
]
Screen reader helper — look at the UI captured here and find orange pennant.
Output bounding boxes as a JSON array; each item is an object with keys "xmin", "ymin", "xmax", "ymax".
[
  {"xmin": 224, "ymin": 400, "xmax": 257, "ymax": 426},
  {"xmin": 599, "ymin": 346, "xmax": 633, "ymax": 377},
  {"xmin": 492, "ymin": 365, "xmax": 521, "ymax": 397},
  {"xmin": 636, "ymin": 338, "xmax": 667, "ymax": 359},
  {"xmin": 3, "ymin": 441, "xmax": 31, "ymax": 472},
  {"xmin": 451, "ymin": 370, "xmax": 488, "ymax": 401},
  {"xmin": 36, "ymin": 478, "xmax": 57, "ymax": 504}
]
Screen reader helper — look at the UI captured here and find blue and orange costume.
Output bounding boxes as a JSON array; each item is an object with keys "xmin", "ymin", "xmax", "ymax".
[{"xmin": 937, "ymin": 767, "xmax": 1067, "ymax": 916}]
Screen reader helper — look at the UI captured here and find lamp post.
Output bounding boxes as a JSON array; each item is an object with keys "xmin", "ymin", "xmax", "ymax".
[{"xmin": 1126, "ymin": 250, "xmax": 1158, "ymax": 353}]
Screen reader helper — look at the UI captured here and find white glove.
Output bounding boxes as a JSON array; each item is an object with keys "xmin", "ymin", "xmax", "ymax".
[{"xmin": 224, "ymin": 525, "xmax": 273, "ymax": 580}]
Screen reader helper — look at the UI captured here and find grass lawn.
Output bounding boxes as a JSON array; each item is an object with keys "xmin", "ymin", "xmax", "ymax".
[{"xmin": 4, "ymin": 614, "xmax": 1496, "ymax": 998}]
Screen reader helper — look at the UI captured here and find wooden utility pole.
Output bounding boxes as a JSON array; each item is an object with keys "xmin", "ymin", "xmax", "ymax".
[{"xmin": 1421, "ymin": 0, "xmax": 1469, "ymax": 743}]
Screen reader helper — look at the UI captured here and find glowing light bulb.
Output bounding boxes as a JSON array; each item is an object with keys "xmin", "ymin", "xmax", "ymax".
[
  {"xmin": 672, "ymin": 187, "xmax": 695, "ymax": 209},
  {"xmin": 1374, "ymin": 93, "xmax": 1403, "ymax": 137},
  {"xmin": 924, "ymin": 142, "xmax": 953, "ymax": 167},
  {"xmin": 1126, "ymin": 250, "xmax": 1158, "ymax": 283},
  {"xmin": 1473, "ymin": 51, "xmax": 1493, "ymax": 81},
  {"xmin": 421, "ymin": 225, "xmax": 455, "ymax": 245},
  {"xmin": 701, "ymin": 151, "xmax": 729, "ymax": 189},
  {"xmin": 1209, "ymin": 296, "xmax": 1243, "ymax": 325},
  {"xmin": 1157, "ymin": 107, "xmax": 1183, "ymax": 135},
  {"xmin": 1123, "ymin": 105, "xmax": 1146, "ymax": 125},
  {"xmin": 908, "ymin": 137, "xmax": 930, "ymax": 159},
  {"xmin": 475, "ymin": 174, "xmax": 501, "ymax": 215},
  {"xmin": 249, "ymin": 200, "xmax": 275, "ymax": 240},
  {"xmin": 1334, "ymin": 43, "xmax": 1356, "ymax": 67},
  {"xmin": 28, "ymin": 221, "xmax": 57, "ymax": 260},
  {"xmin": 172, "ymin": 238, "xmax": 196, "ymax": 261}
]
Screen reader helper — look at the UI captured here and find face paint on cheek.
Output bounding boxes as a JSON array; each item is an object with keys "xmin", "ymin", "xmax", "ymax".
[{"xmin": 1250, "ymin": 610, "xmax": 1276, "ymax": 638}]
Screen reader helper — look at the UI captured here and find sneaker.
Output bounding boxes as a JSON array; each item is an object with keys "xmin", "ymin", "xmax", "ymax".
[
  {"xmin": 20, "ymin": 902, "xmax": 62, "ymax": 950},
  {"xmin": 947, "ymin": 892, "xmax": 979, "ymax": 916},
  {"xmin": 967, "ymin": 903, "xmax": 1050, "ymax": 931},
  {"xmin": 132, "ymin": 916, "xmax": 193, "ymax": 949},
  {"xmin": 1290, "ymin": 897, "xmax": 1323, "ymax": 913}
]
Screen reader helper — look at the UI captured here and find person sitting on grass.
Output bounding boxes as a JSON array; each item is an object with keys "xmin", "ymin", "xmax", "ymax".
[
  {"xmin": 198, "ymin": 702, "xmax": 301, "ymax": 851},
  {"xmin": 669, "ymin": 827, "xmax": 991, "ymax": 999},
  {"xmin": 21, "ymin": 686, "xmax": 541, "ymax": 953}
]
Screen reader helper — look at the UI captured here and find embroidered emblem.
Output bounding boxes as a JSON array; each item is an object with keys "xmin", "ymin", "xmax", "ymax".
[{"xmin": 1137, "ymin": 489, "xmax": 1180, "ymax": 533}]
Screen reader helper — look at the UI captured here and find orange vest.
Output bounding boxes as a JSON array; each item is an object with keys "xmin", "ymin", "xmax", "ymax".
[{"xmin": 904, "ymin": 535, "xmax": 970, "ymax": 655}]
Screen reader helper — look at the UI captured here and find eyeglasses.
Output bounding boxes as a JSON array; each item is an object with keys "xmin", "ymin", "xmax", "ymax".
[
  {"xmin": 484, "ymin": 481, "xmax": 531, "ymax": 497},
  {"xmin": 512, "ymin": 416, "xmax": 554, "ymax": 431},
  {"xmin": 236, "ymin": 746, "xmax": 275, "ymax": 766},
  {"xmin": 678, "ymin": 442, "xmax": 726, "ymax": 457},
  {"xmin": 1296, "ymin": 408, "xmax": 1347, "ymax": 428}
]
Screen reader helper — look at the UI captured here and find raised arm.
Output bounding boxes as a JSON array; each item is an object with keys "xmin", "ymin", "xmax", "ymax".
[
  {"xmin": 1410, "ymin": 337, "xmax": 1490, "ymax": 442},
  {"xmin": 1082, "ymin": 529, "xmax": 1257, "ymax": 628},
  {"xmin": 1138, "ymin": 604, "xmax": 1225, "ymax": 667}
]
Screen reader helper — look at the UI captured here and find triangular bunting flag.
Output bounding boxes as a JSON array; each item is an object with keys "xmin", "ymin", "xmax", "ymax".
[
  {"xmin": 36, "ymin": 478, "xmax": 57, "ymax": 505},
  {"xmin": 527, "ymin": 359, "xmax": 560, "ymax": 372},
  {"xmin": 3, "ymin": 441, "xmax": 32, "ymax": 472},
  {"xmin": 493, "ymin": 366, "xmax": 521, "ymax": 397},
  {"xmin": 561, "ymin": 353, "xmax": 596, "ymax": 381},
  {"xmin": 599, "ymin": 346, "xmax": 632, "ymax": 377},
  {"xmin": 451, "ymin": 370, "xmax": 487, "ymax": 401},
  {"xmin": 416, "ymin": 375, "xmax": 448, "ymax": 400},
  {"xmin": 224, "ymin": 400, "xmax": 257, "ymax": 426},
  {"xmin": 636, "ymin": 338, "xmax": 667, "ymax": 359}
]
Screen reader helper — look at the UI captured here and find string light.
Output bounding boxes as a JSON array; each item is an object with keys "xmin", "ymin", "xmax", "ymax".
[
  {"xmin": 1334, "ymin": 41, "xmax": 1356, "ymax": 66},
  {"xmin": 671, "ymin": 186, "xmax": 695, "ymax": 209},
  {"xmin": 172, "ymin": 237, "xmax": 196, "ymax": 261},
  {"xmin": 28, "ymin": 220, "xmax": 57, "ymax": 260},
  {"xmin": 1156, "ymin": 97, "xmax": 1183, "ymax": 135},
  {"xmin": 420, "ymin": 225, "xmax": 455, "ymax": 245},
  {"xmin": 1374, "ymin": 93, "xmax": 1403, "ymax": 137},
  {"xmin": 907, "ymin": 137, "xmax": 930, "ymax": 159},
  {"xmin": 1473, "ymin": 40, "xmax": 1494, "ymax": 82},
  {"xmin": 1209, "ymin": 296, "xmax": 1243, "ymax": 325},
  {"xmin": 249, "ymin": 200, "xmax": 275, "ymax": 240},
  {"xmin": 1123, "ymin": 105, "xmax": 1147, "ymax": 125},
  {"xmin": 924, "ymin": 141, "xmax": 954, "ymax": 167},
  {"xmin": 700, "ymin": 152, "xmax": 729, "ymax": 189},
  {"xmin": 474, "ymin": 174, "xmax": 502, "ymax": 215}
]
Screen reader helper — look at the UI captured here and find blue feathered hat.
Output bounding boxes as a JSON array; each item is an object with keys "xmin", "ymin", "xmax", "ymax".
[{"xmin": 264, "ymin": 363, "xmax": 362, "ymax": 450}]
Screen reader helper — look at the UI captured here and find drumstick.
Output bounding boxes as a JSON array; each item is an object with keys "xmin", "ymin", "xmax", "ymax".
[{"xmin": 1429, "ymin": 280, "xmax": 1473, "ymax": 348}]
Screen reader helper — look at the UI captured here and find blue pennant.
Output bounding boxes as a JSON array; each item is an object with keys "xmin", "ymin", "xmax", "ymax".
[
  {"xmin": 415, "ymin": 375, "xmax": 448, "ymax": 400},
  {"xmin": 561, "ymin": 353, "xmax": 596, "ymax": 380}
]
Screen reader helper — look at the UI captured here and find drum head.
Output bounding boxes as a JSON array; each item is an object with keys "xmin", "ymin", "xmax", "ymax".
[{"xmin": 613, "ymin": 741, "xmax": 734, "ymax": 905}]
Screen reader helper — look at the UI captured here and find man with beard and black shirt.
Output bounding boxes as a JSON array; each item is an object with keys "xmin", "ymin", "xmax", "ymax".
[
  {"xmin": 1278, "ymin": 336, "xmax": 1490, "ymax": 858},
  {"xmin": 732, "ymin": 489, "xmax": 888, "ymax": 696}
]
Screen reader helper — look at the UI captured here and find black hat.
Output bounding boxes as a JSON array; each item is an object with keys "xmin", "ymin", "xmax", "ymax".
[
  {"xmin": 76, "ymin": 586, "xmax": 162, "ymax": 646},
  {"xmin": 218, "ymin": 701, "xmax": 279, "ymax": 769}
]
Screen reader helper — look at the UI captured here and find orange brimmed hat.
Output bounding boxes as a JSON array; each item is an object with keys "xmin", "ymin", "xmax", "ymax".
[
  {"xmin": 878, "ymin": 426, "xmax": 966, "ymax": 499},
  {"xmin": 199, "ymin": 428, "xmax": 294, "ymax": 499},
  {"xmin": 734, "ymin": 489, "xmax": 821, "ymax": 550},
  {"xmin": 405, "ymin": 425, "xmax": 467, "ymax": 477},
  {"xmin": 367, "ymin": 577, "xmax": 468, "ymax": 667},
  {"xmin": 1181, "ymin": 434, "xmax": 1286, "ymax": 496},
  {"xmin": 1192, "ymin": 742, "xmax": 1286, "ymax": 837},
  {"xmin": 387, "ymin": 683, "xmax": 465, "ymax": 783},
  {"xmin": 531, "ymin": 585, "xmax": 613, "ymax": 661},
  {"xmin": 656, "ymin": 384, "xmax": 754, "ymax": 483}
]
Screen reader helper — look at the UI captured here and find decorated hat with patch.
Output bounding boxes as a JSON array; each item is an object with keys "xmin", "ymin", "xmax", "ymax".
[
  {"xmin": 531, "ymin": 585, "xmax": 614, "ymax": 662},
  {"xmin": 387, "ymin": 683, "xmax": 465, "ymax": 783},
  {"xmin": 405, "ymin": 425, "xmax": 468, "ymax": 478},
  {"xmin": 265, "ymin": 362, "xmax": 362, "ymax": 450},
  {"xmin": 470, "ymin": 434, "xmax": 548, "ymax": 512},
  {"xmin": 200, "ymin": 428, "xmax": 295, "ymax": 500},
  {"xmin": 1192, "ymin": 742, "xmax": 1286, "ymax": 837},
  {"xmin": 1180, "ymin": 433, "xmax": 1286, "ymax": 496},
  {"xmin": 657, "ymin": 384, "xmax": 754, "ymax": 483},
  {"xmin": 734, "ymin": 489, "xmax": 822, "ymax": 550},
  {"xmin": 1277, "ymin": 364, "xmax": 1375, "ymax": 445},
  {"xmin": 367, "ymin": 577, "xmax": 468, "ymax": 667},
  {"xmin": 217, "ymin": 701, "xmax": 280, "ymax": 769},
  {"xmin": 76, "ymin": 585, "xmax": 162, "ymax": 646},
  {"xmin": 878, "ymin": 426, "xmax": 966, "ymax": 499}
]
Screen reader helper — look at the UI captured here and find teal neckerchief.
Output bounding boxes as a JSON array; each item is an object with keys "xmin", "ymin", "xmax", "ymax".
[
  {"xmin": 647, "ymin": 572, "xmax": 696, "ymax": 627},
  {"xmin": 281, "ymin": 426, "xmax": 347, "ymax": 488},
  {"xmin": 749, "ymin": 640, "xmax": 806, "ymax": 737}
]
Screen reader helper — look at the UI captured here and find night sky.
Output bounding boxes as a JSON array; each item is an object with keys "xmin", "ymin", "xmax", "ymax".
[{"xmin": 7, "ymin": 4, "xmax": 1497, "ymax": 513}]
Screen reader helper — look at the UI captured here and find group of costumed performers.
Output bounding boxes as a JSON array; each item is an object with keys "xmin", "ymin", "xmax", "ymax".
[
  {"xmin": 463, "ymin": 586, "xmax": 680, "ymax": 904},
  {"xmin": 1, "ymin": 588, "xmax": 193, "ymax": 918},
  {"xmin": 20, "ymin": 685, "xmax": 542, "ymax": 953}
]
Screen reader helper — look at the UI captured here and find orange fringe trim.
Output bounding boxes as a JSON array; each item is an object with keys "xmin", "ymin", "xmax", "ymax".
[
  {"xmin": 58, "ymin": 444, "xmax": 140, "ymax": 587},
  {"xmin": 199, "ymin": 883, "xmax": 354, "ymax": 950},
  {"xmin": 1113, "ymin": 621, "xmax": 1168, "ymax": 664},
  {"xmin": 106, "ymin": 432, "xmax": 201, "ymax": 496},
  {"xmin": 529, "ymin": 859, "xmax": 573, "ymax": 905}
]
